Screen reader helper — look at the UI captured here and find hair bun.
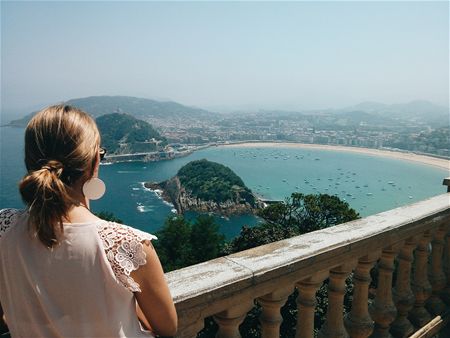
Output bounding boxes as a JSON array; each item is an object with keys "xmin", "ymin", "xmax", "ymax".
[{"xmin": 41, "ymin": 160, "xmax": 64, "ymax": 177}]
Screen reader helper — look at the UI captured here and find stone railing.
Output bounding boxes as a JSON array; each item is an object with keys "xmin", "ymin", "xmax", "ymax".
[{"xmin": 166, "ymin": 179, "xmax": 450, "ymax": 337}]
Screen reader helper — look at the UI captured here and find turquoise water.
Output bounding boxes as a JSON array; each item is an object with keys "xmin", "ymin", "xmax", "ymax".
[{"xmin": 1, "ymin": 126, "xmax": 448, "ymax": 238}]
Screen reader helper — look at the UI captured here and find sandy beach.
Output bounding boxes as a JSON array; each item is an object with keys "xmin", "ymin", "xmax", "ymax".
[{"xmin": 221, "ymin": 142, "xmax": 450, "ymax": 171}]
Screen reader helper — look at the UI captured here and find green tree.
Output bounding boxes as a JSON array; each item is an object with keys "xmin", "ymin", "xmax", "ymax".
[
  {"xmin": 155, "ymin": 215, "xmax": 225, "ymax": 272},
  {"xmin": 190, "ymin": 215, "xmax": 225, "ymax": 263},
  {"xmin": 258, "ymin": 193, "xmax": 359, "ymax": 233},
  {"xmin": 154, "ymin": 216, "xmax": 193, "ymax": 272},
  {"xmin": 223, "ymin": 223, "xmax": 298, "ymax": 254}
]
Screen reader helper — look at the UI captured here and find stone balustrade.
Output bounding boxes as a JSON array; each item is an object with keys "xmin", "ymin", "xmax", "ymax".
[{"xmin": 166, "ymin": 179, "xmax": 450, "ymax": 337}]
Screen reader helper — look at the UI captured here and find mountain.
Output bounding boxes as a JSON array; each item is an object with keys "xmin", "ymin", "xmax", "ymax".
[
  {"xmin": 7, "ymin": 96, "xmax": 217, "ymax": 127},
  {"xmin": 340, "ymin": 100, "xmax": 449, "ymax": 125},
  {"xmin": 334, "ymin": 110, "xmax": 399, "ymax": 127},
  {"xmin": 96, "ymin": 113, "xmax": 167, "ymax": 154},
  {"xmin": 145, "ymin": 159, "xmax": 262, "ymax": 215}
]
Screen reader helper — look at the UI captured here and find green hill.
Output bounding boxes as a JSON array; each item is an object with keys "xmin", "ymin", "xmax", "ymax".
[
  {"xmin": 177, "ymin": 159, "xmax": 256, "ymax": 206},
  {"xmin": 8, "ymin": 95, "xmax": 216, "ymax": 127},
  {"xmin": 96, "ymin": 113, "xmax": 167, "ymax": 154}
]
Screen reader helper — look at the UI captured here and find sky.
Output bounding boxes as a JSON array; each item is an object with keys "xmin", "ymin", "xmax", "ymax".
[{"xmin": 1, "ymin": 1, "xmax": 449, "ymax": 115}]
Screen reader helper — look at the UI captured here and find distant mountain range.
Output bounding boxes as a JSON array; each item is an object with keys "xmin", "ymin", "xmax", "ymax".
[
  {"xmin": 5, "ymin": 96, "xmax": 448, "ymax": 128},
  {"xmin": 339, "ymin": 100, "xmax": 449, "ymax": 125},
  {"xmin": 7, "ymin": 96, "xmax": 217, "ymax": 127}
]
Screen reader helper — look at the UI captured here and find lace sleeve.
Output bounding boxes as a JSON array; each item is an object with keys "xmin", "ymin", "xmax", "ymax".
[
  {"xmin": 96, "ymin": 221, "xmax": 157, "ymax": 293},
  {"xmin": 0, "ymin": 208, "xmax": 21, "ymax": 239}
]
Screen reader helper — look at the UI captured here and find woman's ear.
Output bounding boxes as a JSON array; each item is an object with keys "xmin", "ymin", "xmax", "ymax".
[{"xmin": 93, "ymin": 153, "xmax": 100, "ymax": 178}]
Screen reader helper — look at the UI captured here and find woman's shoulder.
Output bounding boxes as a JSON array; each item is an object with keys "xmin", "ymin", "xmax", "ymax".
[
  {"xmin": 95, "ymin": 221, "xmax": 157, "ymax": 246},
  {"xmin": 95, "ymin": 221, "xmax": 157, "ymax": 293},
  {"xmin": 0, "ymin": 208, "xmax": 25, "ymax": 238}
]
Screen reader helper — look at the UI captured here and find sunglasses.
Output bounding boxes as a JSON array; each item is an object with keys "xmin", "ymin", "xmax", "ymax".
[{"xmin": 99, "ymin": 147, "xmax": 107, "ymax": 161}]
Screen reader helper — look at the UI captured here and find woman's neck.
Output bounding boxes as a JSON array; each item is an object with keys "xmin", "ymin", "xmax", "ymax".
[{"xmin": 64, "ymin": 183, "xmax": 100, "ymax": 224}]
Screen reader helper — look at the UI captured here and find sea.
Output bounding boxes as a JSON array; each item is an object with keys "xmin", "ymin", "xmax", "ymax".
[{"xmin": 1, "ymin": 126, "xmax": 448, "ymax": 239}]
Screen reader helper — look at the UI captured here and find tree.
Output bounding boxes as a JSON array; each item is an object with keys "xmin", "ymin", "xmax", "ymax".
[
  {"xmin": 190, "ymin": 215, "xmax": 225, "ymax": 263},
  {"xmin": 154, "ymin": 216, "xmax": 193, "ymax": 272},
  {"xmin": 155, "ymin": 215, "xmax": 225, "ymax": 272},
  {"xmin": 223, "ymin": 223, "xmax": 298, "ymax": 254},
  {"xmin": 258, "ymin": 193, "xmax": 359, "ymax": 234}
]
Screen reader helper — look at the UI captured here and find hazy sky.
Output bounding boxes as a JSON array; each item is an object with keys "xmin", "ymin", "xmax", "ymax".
[{"xmin": 1, "ymin": 1, "xmax": 449, "ymax": 113}]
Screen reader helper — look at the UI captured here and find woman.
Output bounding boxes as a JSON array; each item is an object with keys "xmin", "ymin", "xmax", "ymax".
[{"xmin": 0, "ymin": 105, "xmax": 177, "ymax": 337}]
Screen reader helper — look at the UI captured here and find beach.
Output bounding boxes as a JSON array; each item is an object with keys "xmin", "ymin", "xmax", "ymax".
[{"xmin": 222, "ymin": 142, "xmax": 450, "ymax": 171}]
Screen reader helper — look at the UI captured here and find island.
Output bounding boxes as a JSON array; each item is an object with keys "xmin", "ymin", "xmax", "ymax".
[{"xmin": 145, "ymin": 159, "xmax": 264, "ymax": 216}]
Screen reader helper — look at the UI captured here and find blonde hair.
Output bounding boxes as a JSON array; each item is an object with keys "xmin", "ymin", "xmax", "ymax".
[{"xmin": 19, "ymin": 105, "xmax": 101, "ymax": 248}]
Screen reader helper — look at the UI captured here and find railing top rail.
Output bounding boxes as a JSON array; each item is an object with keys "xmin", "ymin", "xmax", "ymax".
[{"xmin": 166, "ymin": 193, "xmax": 450, "ymax": 314}]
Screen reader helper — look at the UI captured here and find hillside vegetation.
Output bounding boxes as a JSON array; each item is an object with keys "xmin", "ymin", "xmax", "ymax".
[{"xmin": 96, "ymin": 113, "xmax": 166, "ymax": 154}]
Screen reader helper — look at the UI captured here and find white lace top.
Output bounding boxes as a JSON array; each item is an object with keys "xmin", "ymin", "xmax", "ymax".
[
  {"xmin": 96, "ymin": 220, "xmax": 156, "ymax": 292},
  {"xmin": 0, "ymin": 208, "xmax": 157, "ymax": 338}
]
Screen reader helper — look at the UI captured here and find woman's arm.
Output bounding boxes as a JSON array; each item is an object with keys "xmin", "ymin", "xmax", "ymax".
[
  {"xmin": 0, "ymin": 303, "xmax": 8, "ymax": 333},
  {"xmin": 136, "ymin": 303, "xmax": 152, "ymax": 332},
  {"xmin": 130, "ymin": 243, "xmax": 177, "ymax": 337}
]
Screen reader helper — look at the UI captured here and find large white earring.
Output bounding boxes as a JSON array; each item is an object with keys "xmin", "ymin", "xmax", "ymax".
[{"xmin": 82, "ymin": 177, "xmax": 106, "ymax": 200}]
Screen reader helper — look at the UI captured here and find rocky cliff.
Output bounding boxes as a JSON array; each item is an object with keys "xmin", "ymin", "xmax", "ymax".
[{"xmin": 145, "ymin": 160, "xmax": 263, "ymax": 216}]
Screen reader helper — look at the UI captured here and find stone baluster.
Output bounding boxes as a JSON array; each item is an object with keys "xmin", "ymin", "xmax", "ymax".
[
  {"xmin": 344, "ymin": 252, "xmax": 380, "ymax": 338},
  {"xmin": 258, "ymin": 286, "xmax": 293, "ymax": 338},
  {"xmin": 369, "ymin": 245, "xmax": 399, "ymax": 338},
  {"xmin": 390, "ymin": 237, "xmax": 416, "ymax": 338},
  {"xmin": 318, "ymin": 262, "xmax": 356, "ymax": 338},
  {"xmin": 214, "ymin": 301, "xmax": 254, "ymax": 338},
  {"xmin": 296, "ymin": 271, "xmax": 329, "ymax": 338},
  {"xmin": 409, "ymin": 231, "xmax": 432, "ymax": 328},
  {"xmin": 439, "ymin": 178, "xmax": 450, "ymax": 305},
  {"xmin": 426, "ymin": 225, "xmax": 447, "ymax": 315},
  {"xmin": 441, "ymin": 227, "xmax": 450, "ymax": 305},
  {"xmin": 175, "ymin": 315, "xmax": 205, "ymax": 338}
]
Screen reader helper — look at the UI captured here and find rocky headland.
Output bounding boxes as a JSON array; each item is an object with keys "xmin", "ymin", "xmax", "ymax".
[{"xmin": 145, "ymin": 159, "xmax": 264, "ymax": 216}]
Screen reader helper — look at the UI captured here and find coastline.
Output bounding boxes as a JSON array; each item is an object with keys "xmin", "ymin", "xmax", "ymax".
[{"xmin": 220, "ymin": 142, "xmax": 450, "ymax": 171}]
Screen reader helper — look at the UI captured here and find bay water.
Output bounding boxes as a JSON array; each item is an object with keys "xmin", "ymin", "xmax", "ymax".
[{"xmin": 1, "ymin": 126, "xmax": 447, "ymax": 238}]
